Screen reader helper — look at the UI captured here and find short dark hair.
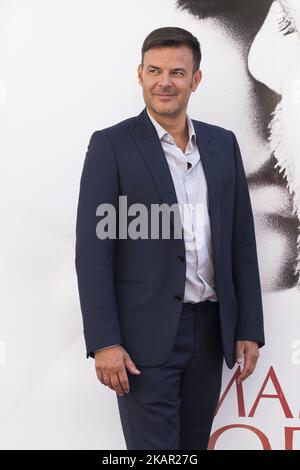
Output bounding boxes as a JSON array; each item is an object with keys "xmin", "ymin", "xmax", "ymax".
[{"xmin": 141, "ymin": 27, "xmax": 201, "ymax": 74}]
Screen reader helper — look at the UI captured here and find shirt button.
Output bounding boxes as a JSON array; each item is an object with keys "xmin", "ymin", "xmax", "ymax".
[
  {"xmin": 177, "ymin": 255, "xmax": 184, "ymax": 262},
  {"xmin": 174, "ymin": 293, "xmax": 183, "ymax": 301}
]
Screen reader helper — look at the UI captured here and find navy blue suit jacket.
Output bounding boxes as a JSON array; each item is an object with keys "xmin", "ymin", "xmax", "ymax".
[{"xmin": 75, "ymin": 107, "xmax": 265, "ymax": 369}]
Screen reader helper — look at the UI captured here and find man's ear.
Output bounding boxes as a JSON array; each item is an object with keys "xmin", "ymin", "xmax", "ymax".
[
  {"xmin": 138, "ymin": 64, "xmax": 143, "ymax": 85},
  {"xmin": 192, "ymin": 69, "xmax": 202, "ymax": 92}
]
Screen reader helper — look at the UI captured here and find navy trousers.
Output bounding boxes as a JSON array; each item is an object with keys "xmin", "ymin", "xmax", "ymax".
[{"xmin": 116, "ymin": 300, "xmax": 224, "ymax": 450}]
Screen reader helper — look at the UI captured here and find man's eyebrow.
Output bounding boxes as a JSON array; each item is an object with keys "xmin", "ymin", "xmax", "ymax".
[{"xmin": 146, "ymin": 65, "xmax": 187, "ymax": 72}]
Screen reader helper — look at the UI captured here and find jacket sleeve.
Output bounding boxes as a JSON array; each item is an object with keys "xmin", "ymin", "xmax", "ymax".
[
  {"xmin": 75, "ymin": 131, "xmax": 122, "ymax": 359},
  {"xmin": 230, "ymin": 131, "xmax": 265, "ymax": 348}
]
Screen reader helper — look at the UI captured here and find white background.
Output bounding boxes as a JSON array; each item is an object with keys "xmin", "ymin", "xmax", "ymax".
[{"xmin": 0, "ymin": 0, "xmax": 299, "ymax": 449}]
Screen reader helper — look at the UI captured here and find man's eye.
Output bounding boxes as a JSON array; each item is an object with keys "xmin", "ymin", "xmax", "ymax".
[
  {"xmin": 173, "ymin": 72, "xmax": 184, "ymax": 76},
  {"xmin": 149, "ymin": 69, "xmax": 159, "ymax": 74}
]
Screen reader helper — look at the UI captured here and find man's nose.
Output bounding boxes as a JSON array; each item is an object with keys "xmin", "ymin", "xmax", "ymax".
[{"xmin": 158, "ymin": 73, "xmax": 173, "ymax": 88}]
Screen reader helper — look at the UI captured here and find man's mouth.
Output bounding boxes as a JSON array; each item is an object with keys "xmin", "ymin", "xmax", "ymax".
[{"xmin": 154, "ymin": 94, "xmax": 176, "ymax": 100}]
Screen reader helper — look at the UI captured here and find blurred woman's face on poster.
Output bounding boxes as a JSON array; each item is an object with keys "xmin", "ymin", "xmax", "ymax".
[
  {"xmin": 176, "ymin": 0, "xmax": 300, "ymax": 292},
  {"xmin": 248, "ymin": 0, "xmax": 300, "ymax": 286}
]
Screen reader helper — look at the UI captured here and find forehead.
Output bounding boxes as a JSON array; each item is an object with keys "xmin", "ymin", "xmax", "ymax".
[{"xmin": 143, "ymin": 45, "xmax": 194, "ymax": 66}]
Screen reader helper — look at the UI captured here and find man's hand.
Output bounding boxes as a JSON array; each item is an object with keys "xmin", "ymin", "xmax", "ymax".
[
  {"xmin": 236, "ymin": 340, "xmax": 260, "ymax": 384},
  {"xmin": 95, "ymin": 345, "xmax": 141, "ymax": 396}
]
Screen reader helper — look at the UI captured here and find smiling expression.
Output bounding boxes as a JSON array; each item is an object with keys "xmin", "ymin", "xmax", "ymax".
[{"xmin": 138, "ymin": 45, "xmax": 202, "ymax": 118}]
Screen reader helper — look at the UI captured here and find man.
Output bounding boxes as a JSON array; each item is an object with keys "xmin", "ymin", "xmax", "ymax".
[{"xmin": 75, "ymin": 27, "xmax": 265, "ymax": 450}]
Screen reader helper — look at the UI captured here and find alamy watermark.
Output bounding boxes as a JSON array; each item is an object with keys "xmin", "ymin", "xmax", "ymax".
[{"xmin": 95, "ymin": 196, "xmax": 205, "ymax": 251}]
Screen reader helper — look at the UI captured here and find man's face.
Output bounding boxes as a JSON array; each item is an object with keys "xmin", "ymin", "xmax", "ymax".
[{"xmin": 138, "ymin": 45, "xmax": 201, "ymax": 118}]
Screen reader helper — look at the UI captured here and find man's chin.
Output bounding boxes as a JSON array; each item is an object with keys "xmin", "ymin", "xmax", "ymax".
[{"xmin": 148, "ymin": 103, "xmax": 180, "ymax": 118}]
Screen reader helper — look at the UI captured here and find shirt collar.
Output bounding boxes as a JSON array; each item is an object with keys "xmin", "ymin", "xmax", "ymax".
[{"xmin": 146, "ymin": 107, "xmax": 197, "ymax": 149}]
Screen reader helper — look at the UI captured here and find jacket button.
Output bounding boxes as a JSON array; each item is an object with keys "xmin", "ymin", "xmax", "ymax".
[
  {"xmin": 174, "ymin": 293, "xmax": 183, "ymax": 301},
  {"xmin": 177, "ymin": 255, "xmax": 184, "ymax": 262}
]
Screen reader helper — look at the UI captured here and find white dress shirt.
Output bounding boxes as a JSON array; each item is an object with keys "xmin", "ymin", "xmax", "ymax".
[{"xmin": 146, "ymin": 108, "xmax": 217, "ymax": 304}]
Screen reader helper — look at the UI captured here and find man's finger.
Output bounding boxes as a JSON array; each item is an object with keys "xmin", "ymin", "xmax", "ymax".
[
  {"xmin": 236, "ymin": 343, "xmax": 245, "ymax": 364},
  {"xmin": 102, "ymin": 371, "xmax": 112, "ymax": 388},
  {"xmin": 124, "ymin": 355, "xmax": 141, "ymax": 375},
  {"xmin": 118, "ymin": 369, "xmax": 130, "ymax": 394},
  {"xmin": 237, "ymin": 356, "xmax": 258, "ymax": 383},
  {"xmin": 110, "ymin": 372, "xmax": 125, "ymax": 396},
  {"xmin": 96, "ymin": 370, "xmax": 104, "ymax": 384},
  {"xmin": 236, "ymin": 352, "xmax": 244, "ymax": 364}
]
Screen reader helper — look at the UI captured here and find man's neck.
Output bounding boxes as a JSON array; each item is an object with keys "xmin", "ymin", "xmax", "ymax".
[{"xmin": 147, "ymin": 106, "xmax": 188, "ymax": 143}]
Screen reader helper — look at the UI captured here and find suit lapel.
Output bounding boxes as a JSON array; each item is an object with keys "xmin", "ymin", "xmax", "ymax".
[
  {"xmin": 193, "ymin": 119, "xmax": 222, "ymax": 261},
  {"xmin": 131, "ymin": 107, "xmax": 179, "ymax": 225},
  {"xmin": 131, "ymin": 107, "xmax": 222, "ymax": 259}
]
